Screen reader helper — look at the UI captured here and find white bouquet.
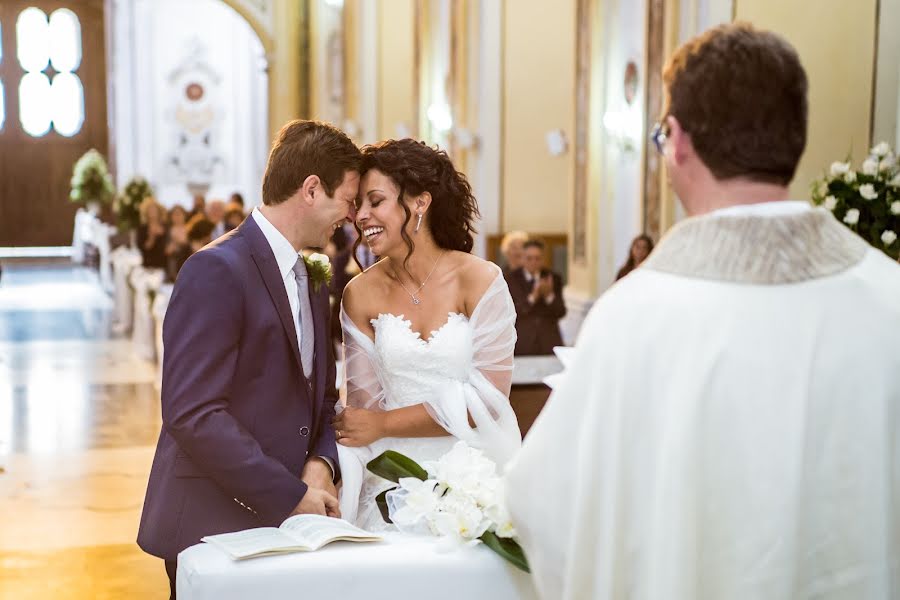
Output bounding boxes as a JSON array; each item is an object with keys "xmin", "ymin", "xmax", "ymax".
[{"xmin": 366, "ymin": 441, "xmax": 528, "ymax": 572}]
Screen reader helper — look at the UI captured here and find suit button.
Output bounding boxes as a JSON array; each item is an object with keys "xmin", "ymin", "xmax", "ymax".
[{"xmin": 299, "ymin": 426, "xmax": 310, "ymax": 436}]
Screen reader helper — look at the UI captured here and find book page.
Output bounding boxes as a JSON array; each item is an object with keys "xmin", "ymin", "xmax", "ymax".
[
  {"xmin": 202, "ymin": 527, "xmax": 309, "ymax": 560},
  {"xmin": 280, "ymin": 514, "xmax": 381, "ymax": 550}
]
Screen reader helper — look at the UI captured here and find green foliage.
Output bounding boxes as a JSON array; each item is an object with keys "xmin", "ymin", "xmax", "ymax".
[
  {"xmin": 114, "ymin": 176, "xmax": 153, "ymax": 232},
  {"xmin": 810, "ymin": 143, "xmax": 900, "ymax": 260},
  {"xmin": 70, "ymin": 149, "xmax": 115, "ymax": 207}
]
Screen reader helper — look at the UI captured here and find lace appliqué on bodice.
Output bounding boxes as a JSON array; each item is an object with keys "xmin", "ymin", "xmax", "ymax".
[{"xmin": 370, "ymin": 312, "xmax": 473, "ymax": 408}]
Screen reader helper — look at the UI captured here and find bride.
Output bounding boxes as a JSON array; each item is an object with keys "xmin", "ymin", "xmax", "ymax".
[{"xmin": 334, "ymin": 139, "xmax": 522, "ymax": 531}]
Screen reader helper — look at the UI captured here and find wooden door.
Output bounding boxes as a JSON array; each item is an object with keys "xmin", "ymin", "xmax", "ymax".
[{"xmin": 0, "ymin": 0, "xmax": 108, "ymax": 247}]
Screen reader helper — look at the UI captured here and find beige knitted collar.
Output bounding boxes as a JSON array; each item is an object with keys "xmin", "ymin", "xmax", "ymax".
[{"xmin": 642, "ymin": 206, "xmax": 868, "ymax": 284}]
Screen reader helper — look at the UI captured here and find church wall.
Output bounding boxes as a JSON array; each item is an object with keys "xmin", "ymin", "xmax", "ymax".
[
  {"xmin": 501, "ymin": 0, "xmax": 576, "ymax": 235},
  {"xmin": 376, "ymin": 0, "xmax": 418, "ymax": 141},
  {"xmin": 733, "ymin": 0, "xmax": 878, "ymax": 201},
  {"xmin": 111, "ymin": 0, "xmax": 269, "ymax": 208}
]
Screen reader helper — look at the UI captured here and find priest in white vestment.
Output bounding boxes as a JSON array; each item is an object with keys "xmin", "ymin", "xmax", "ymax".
[{"xmin": 506, "ymin": 23, "xmax": 900, "ymax": 600}]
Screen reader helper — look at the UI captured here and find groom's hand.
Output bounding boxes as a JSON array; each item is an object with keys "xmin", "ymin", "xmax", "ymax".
[
  {"xmin": 290, "ymin": 487, "xmax": 340, "ymax": 518},
  {"xmin": 301, "ymin": 457, "xmax": 337, "ymax": 499}
]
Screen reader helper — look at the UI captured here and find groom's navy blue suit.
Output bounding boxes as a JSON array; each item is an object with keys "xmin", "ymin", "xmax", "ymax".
[{"xmin": 137, "ymin": 215, "xmax": 340, "ymax": 561}]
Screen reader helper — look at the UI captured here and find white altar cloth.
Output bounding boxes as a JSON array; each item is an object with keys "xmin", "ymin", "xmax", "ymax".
[{"xmin": 177, "ymin": 532, "xmax": 537, "ymax": 600}]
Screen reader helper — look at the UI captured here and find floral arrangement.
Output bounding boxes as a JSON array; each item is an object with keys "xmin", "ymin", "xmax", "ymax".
[
  {"xmin": 303, "ymin": 252, "xmax": 332, "ymax": 293},
  {"xmin": 811, "ymin": 141, "xmax": 900, "ymax": 260},
  {"xmin": 70, "ymin": 149, "xmax": 115, "ymax": 207},
  {"xmin": 114, "ymin": 176, "xmax": 153, "ymax": 233},
  {"xmin": 367, "ymin": 442, "xmax": 529, "ymax": 572}
]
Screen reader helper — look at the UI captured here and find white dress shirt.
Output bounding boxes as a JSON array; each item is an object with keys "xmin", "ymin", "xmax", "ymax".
[
  {"xmin": 252, "ymin": 209, "xmax": 335, "ymax": 478},
  {"xmin": 252, "ymin": 208, "xmax": 305, "ymax": 351}
]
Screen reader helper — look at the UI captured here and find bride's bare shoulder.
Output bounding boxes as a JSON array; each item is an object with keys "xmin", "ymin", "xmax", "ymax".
[
  {"xmin": 452, "ymin": 252, "xmax": 500, "ymax": 287},
  {"xmin": 448, "ymin": 253, "xmax": 502, "ymax": 313},
  {"xmin": 343, "ymin": 261, "xmax": 391, "ymax": 320}
]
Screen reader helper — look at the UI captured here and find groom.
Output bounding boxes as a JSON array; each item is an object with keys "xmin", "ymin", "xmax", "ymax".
[{"xmin": 137, "ymin": 120, "xmax": 362, "ymax": 597}]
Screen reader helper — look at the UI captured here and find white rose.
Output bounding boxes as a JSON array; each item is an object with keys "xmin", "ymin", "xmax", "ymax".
[
  {"xmin": 892, "ymin": 201, "xmax": 900, "ymax": 215},
  {"xmin": 307, "ymin": 252, "xmax": 330, "ymax": 267},
  {"xmin": 862, "ymin": 158, "xmax": 879, "ymax": 176},
  {"xmin": 823, "ymin": 195, "xmax": 838, "ymax": 211},
  {"xmin": 425, "ymin": 442, "xmax": 497, "ymax": 495},
  {"xmin": 859, "ymin": 184, "xmax": 878, "ymax": 200},
  {"xmin": 879, "ymin": 158, "xmax": 894, "ymax": 173},
  {"xmin": 890, "ymin": 174, "xmax": 900, "ymax": 188},
  {"xmin": 388, "ymin": 478, "xmax": 441, "ymax": 529},
  {"xmin": 843, "ymin": 208, "xmax": 860, "ymax": 225},
  {"xmin": 871, "ymin": 141, "xmax": 891, "ymax": 157},
  {"xmin": 882, "ymin": 230, "xmax": 898, "ymax": 246},
  {"xmin": 830, "ymin": 161, "xmax": 850, "ymax": 176},
  {"xmin": 844, "ymin": 171, "xmax": 857, "ymax": 183}
]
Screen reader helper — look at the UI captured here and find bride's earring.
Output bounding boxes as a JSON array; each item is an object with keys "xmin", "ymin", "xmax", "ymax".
[{"xmin": 415, "ymin": 212, "xmax": 423, "ymax": 233}]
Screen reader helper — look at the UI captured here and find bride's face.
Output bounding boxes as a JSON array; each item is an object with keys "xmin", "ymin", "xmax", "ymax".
[{"xmin": 355, "ymin": 169, "xmax": 416, "ymax": 257}]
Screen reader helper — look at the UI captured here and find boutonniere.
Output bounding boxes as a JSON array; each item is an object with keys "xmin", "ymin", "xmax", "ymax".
[{"xmin": 303, "ymin": 252, "xmax": 333, "ymax": 293}]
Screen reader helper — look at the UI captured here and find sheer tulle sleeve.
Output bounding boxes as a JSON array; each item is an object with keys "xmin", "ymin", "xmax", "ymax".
[
  {"xmin": 419, "ymin": 269, "xmax": 522, "ymax": 466},
  {"xmin": 340, "ymin": 307, "xmax": 386, "ymax": 410}
]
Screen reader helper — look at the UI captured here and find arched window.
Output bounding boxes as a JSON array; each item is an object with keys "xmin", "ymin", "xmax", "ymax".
[{"xmin": 16, "ymin": 6, "xmax": 84, "ymax": 137}]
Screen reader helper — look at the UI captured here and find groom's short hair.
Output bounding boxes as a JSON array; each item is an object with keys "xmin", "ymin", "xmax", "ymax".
[
  {"xmin": 262, "ymin": 120, "xmax": 361, "ymax": 206},
  {"xmin": 662, "ymin": 22, "xmax": 808, "ymax": 186}
]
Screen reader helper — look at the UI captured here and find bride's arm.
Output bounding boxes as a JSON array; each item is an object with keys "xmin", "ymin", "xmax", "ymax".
[{"xmin": 335, "ymin": 404, "xmax": 450, "ymax": 447}]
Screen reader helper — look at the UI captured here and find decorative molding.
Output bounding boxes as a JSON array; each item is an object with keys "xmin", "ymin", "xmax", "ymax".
[
  {"xmin": 643, "ymin": 0, "xmax": 665, "ymax": 240},
  {"xmin": 573, "ymin": 0, "xmax": 592, "ymax": 265}
]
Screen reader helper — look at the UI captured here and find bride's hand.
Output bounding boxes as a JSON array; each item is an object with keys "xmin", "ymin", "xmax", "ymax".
[{"xmin": 333, "ymin": 406, "xmax": 386, "ymax": 447}]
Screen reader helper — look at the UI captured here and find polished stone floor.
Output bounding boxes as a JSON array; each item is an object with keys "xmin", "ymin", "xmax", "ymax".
[{"xmin": 0, "ymin": 261, "xmax": 166, "ymax": 599}]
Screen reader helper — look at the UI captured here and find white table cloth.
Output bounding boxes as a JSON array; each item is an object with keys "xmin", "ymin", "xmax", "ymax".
[{"xmin": 177, "ymin": 532, "xmax": 537, "ymax": 600}]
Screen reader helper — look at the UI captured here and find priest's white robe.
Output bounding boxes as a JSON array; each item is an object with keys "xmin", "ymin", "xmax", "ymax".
[{"xmin": 505, "ymin": 202, "xmax": 900, "ymax": 600}]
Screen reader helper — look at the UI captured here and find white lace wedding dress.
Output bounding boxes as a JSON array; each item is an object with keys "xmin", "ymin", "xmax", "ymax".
[{"xmin": 336, "ymin": 268, "xmax": 522, "ymax": 531}]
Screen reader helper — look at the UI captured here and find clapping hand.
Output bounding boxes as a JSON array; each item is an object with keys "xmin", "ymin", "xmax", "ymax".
[{"xmin": 333, "ymin": 406, "xmax": 385, "ymax": 447}]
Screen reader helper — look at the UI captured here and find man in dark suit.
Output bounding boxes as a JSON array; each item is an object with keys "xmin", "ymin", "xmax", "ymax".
[
  {"xmin": 506, "ymin": 239, "xmax": 566, "ymax": 355},
  {"xmin": 137, "ymin": 120, "xmax": 361, "ymax": 598}
]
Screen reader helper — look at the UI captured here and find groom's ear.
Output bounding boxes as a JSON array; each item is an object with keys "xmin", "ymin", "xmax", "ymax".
[{"xmin": 300, "ymin": 175, "xmax": 321, "ymax": 206}]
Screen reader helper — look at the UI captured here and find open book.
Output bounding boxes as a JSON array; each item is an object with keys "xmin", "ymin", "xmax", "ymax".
[{"xmin": 201, "ymin": 514, "xmax": 382, "ymax": 560}]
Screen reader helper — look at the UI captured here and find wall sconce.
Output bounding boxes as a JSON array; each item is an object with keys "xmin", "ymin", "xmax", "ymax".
[
  {"xmin": 453, "ymin": 127, "xmax": 478, "ymax": 150},
  {"xmin": 545, "ymin": 129, "xmax": 568, "ymax": 156},
  {"xmin": 426, "ymin": 103, "xmax": 453, "ymax": 133}
]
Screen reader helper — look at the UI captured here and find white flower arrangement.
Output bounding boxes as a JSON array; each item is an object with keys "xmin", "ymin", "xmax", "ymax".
[
  {"xmin": 812, "ymin": 141, "xmax": 900, "ymax": 260},
  {"xmin": 366, "ymin": 441, "xmax": 528, "ymax": 572}
]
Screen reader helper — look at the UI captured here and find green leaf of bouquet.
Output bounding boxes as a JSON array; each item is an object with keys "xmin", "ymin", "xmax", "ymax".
[
  {"xmin": 366, "ymin": 450, "xmax": 428, "ymax": 483},
  {"xmin": 375, "ymin": 488, "xmax": 394, "ymax": 524},
  {"xmin": 480, "ymin": 531, "xmax": 530, "ymax": 573}
]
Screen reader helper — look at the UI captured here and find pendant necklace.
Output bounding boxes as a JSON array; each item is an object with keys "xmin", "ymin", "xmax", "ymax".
[{"xmin": 393, "ymin": 251, "xmax": 444, "ymax": 305}]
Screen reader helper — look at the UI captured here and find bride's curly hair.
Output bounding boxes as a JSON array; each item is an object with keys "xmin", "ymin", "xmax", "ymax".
[{"xmin": 355, "ymin": 139, "xmax": 480, "ymax": 271}]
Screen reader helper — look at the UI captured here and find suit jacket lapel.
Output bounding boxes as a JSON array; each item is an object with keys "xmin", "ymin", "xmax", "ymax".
[{"xmin": 241, "ymin": 216, "xmax": 303, "ymax": 369}]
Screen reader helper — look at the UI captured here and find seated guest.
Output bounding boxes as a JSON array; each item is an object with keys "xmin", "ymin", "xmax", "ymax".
[
  {"xmin": 169, "ymin": 216, "xmax": 214, "ymax": 281},
  {"xmin": 137, "ymin": 197, "xmax": 168, "ymax": 270},
  {"xmin": 229, "ymin": 192, "xmax": 245, "ymax": 209},
  {"xmin": 165, "ymin": 206, "xmax": 190, "ymax": 283},
  {"xmin": 187, "ymin": 193, "xmax": 206, "ymax": 220},
  {"xmin": 223, "ymin": 204, "xmax": 245, "ymax": 232},
  {"xmin": 615, "ymin": 233, "xmax": 655, "ymax": 280},
  {"xmin": 499, "ymin": 230, "xmax": 528, "ymax": 275},
  {"xmin": 507, "ymin": 239, "xmax": 566, "ymax": 355},
  {"xmin": 187, "ymin": 217, "xmax": 215, "ymax": 254},
  {"xmin": 206, "ymin": 199, "xmax": 227, "ymax": 240}
]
